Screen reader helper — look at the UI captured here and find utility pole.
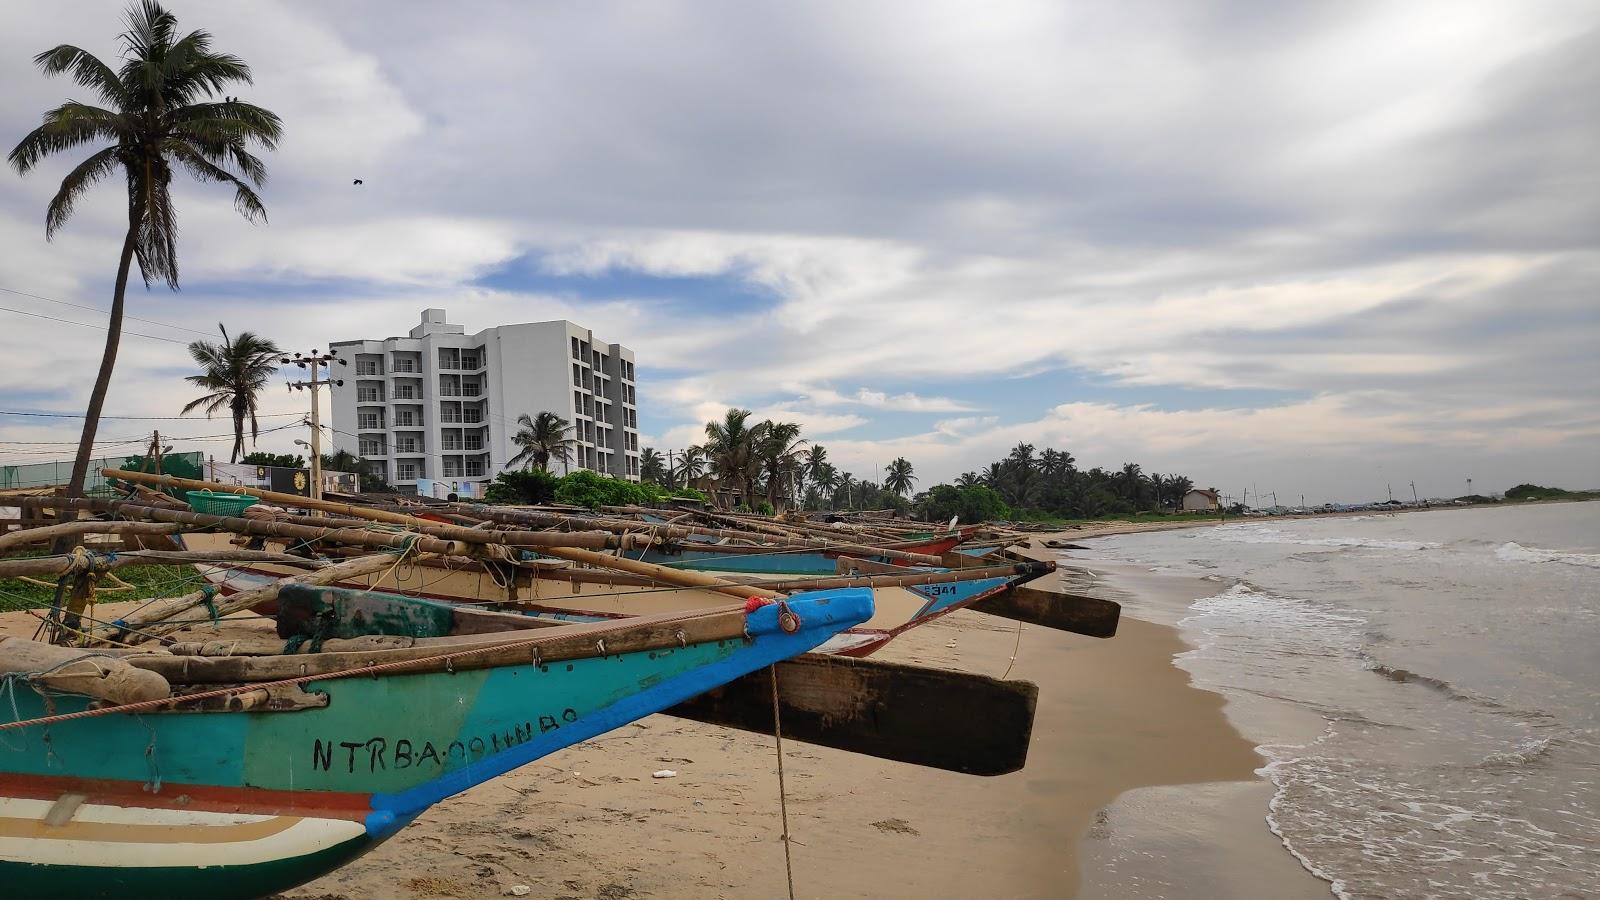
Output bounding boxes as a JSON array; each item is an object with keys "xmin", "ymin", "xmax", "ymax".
[
  {"xmin": 1467, "ymin": 476, "xmax": 1472, "ymax": 497},
  {"xmin": 1387, "ymin": 483, "xmax": 1393, "ymax": 502},
  {"xmin": 284, "ymin": 348, "xmax": 346, "ymax": 502},
  {"xmin": 1410, "ymin": 481, "xmax": 1418, "ymax": 504}
]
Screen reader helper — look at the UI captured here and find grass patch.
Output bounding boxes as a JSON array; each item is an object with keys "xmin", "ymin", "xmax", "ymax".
[{"xmin": 0, "ymin": 562, "xmax": 209, "ymax": 613}]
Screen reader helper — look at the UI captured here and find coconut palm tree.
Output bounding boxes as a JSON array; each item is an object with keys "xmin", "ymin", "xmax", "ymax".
[
  {"xmin": 801, "ymin": 444, "xmax": 829, "ymax": 488},
  {"xmin": 810, "ymin": 461, "xmax": 839, "ymax": 505},
  {"xmin": 507, "ymin": 411, "xmax": 575, "ymax": 472},
  {"xmin": 758, "ymin": 421, "xmax": 805, "ymax": 511},
  {"xmin": 1114, "ymin": 462, "xmax": 1147, "ymax": 508},
  {"xmin": 835, "ymin": 471, "xmax": 856, "ymax": 510},
  {"xmin": 639, "ymin": 447, "xmax": 666, "ymax": 485},
  {"xmin": 955, "ymin": 471, "xmax": 981, "ymax": 489},
  {"xmin": 674, "ymin": 445, "xmax": 706, "ymax": 487},
  {"xmin": 884, "ymin": 457, "xmax": 917, "ymax": 496},
  {"xmin": 9, "ymin": 0, "xmax": 282, "ymax": 500},
  {"xmin": 703, "ymin": 408, "xmax": 765, "ymax": 507},
  {"xmin": 179, "ymin": 324, "xmax": 281, "ymax": 462}
]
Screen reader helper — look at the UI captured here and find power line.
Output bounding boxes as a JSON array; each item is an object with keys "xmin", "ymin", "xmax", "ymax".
[
  {"xmin": 0, "ymin": 285, "xmax": 215, "ymax": 338},
  {"xmin": 0, "ymin": 304, "xmax": 191, "ymax": 345},
  {"xmin": 0, "ymin": 409, "xmax": 302, "ymax": 421}
]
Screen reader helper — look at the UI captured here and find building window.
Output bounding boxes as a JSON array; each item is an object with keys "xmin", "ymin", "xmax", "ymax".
[
  {"xmin": 571, "ymin": 337, "xmax": 581, "ymax": 360},
  {"xmin": 395, "ymin": 412, "xmax": 416, "ymax": 427},
  {"xmin": 358, "ymin": 412, "xmax": 383, "ymax": 430},
  {"xmin": 396, "ymin": 437, "xmax": 420, "ymax": 453},
  {"xmin": 357, "ymin": 387, "xmax": 383, "ymax": 403},
  {"xmin": 359, "ymin": 439, "xmax": 384, "ymax": 456},
  {"xmin": 356, "ymin": 361, "xmax": 381, "ymax": 376},
  {"xmin": 397, "ymin": 463, "xmax": 418, "ymax": 480},
  {"xmin": 463, "ymin": 407, "xmax": 483, "ymax": 423},
  {"xmin": 572, "ymin": 363, "xmax": 581, "ymax": 387}
]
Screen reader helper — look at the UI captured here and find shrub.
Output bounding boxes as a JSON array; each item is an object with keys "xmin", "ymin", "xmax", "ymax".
[
  {"xmin": 915, "ymin": 484, "xmax": 1010, "ymax": 524},
  {"xmin": 484, "ymin": 469, "xmax": 560, "ymax": 504}
]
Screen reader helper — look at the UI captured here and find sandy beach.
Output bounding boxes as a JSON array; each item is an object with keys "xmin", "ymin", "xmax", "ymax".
[
  {"xmin": 0, "ymin": 521, "xmax": 1333, "ymax": 898},
  {"xmin": 260, "ymin": 528, "xmax": 1325, "ymax": 899}
]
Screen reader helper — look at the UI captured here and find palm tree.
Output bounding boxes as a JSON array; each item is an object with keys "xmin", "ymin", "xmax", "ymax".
[
  {"xmin": 758, "ymin": 421, "xmax": 805, "ymax": 511},
  {"xmin": 1114, "ymin": 462, "xmax": 1147, "ymax": 508},
  {"xmin": 640, "ymin": 447, "xmax": 667, "ymax": 485},
  {"xmin": 703, "ymin": 408, "xmax": 765, "ymax": 507},
  {"xmin": 835, "ymin": 471, "xmax": 856, "ymax": 510},
  {"xmin": 180, "ymin": 324, "xmax": 281, "ymax": 462},
  {"xmin": 884, "ymin": 457, "xmax": 917, "ymax": 496},
  {"xmin": 801, "ymin": 444, "xmax": 829, "ymax": 488},
  {"xmin": 674, "ymin": 445, "xmax": 706, "ymax": 487},
  {"xmin": 811, "ymin": 461, "xmax": 839, "ymax": 504},
  {"xmin": 955, "ymin": 471, "xmax": 981, "ymax": 488},
  {"xmin": 507, "ymin": 411, "xmax": 575, "ymax": 472},
  {"xmin": 9, "ymin": 1, "xmax": 282, "ymax": 500}
]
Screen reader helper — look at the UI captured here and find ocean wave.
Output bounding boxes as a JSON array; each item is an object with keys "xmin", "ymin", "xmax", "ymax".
[
  {"xmin": 1209, "ymin": 525, "xmax": 1441, "ymax": 551},
  {"xmin": 1495, "ymin": 541, "xmax": 1600, "ymax": 569},
  {"xmin": 1263, "ymin": 745, "xmax": 1600, "ymax": 899},
  {"xmin": 1478, "ymin": 736, "xmax": 1558, "ymax": 768}
]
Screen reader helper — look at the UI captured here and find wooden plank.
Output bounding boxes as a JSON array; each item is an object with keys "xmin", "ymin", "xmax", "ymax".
[
  {"xmin": 970, "ymin": 583, "xmax": 1120, "ymax": 638},
  {"xmin": 667, "ymin": 654, "xmax": 1038, "ymax": 776}
]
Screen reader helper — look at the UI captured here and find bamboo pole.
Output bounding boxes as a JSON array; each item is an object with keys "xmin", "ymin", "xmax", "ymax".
[
  {"xmin": 91, "ymin": 550, "xmax": 441, "ymax": 645},
  {"xmin": 0, "ymin": 520, "xmax": 182, "ymax": 553},
  {"xmin": 0, "ymin": 549, "xmax": 327, "ymax": 580},
  {"xmin": 91, "ymin": 474, "xmax": 785, "ymax": 603},
  {"xmin": 98, "ymin": 472, "xmax": 632, "ymax": 550}
]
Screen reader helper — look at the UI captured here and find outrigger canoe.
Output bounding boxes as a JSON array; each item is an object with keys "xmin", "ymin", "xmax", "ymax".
[
  {"xmin": 176, "ymin": 533, "xmax": 1051, "ymax": 657},
  {"xmin": 0, "ymin": 587, "xmax": 871, "ymax": 898}
]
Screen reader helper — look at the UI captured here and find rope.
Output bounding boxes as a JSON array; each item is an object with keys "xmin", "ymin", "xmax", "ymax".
[
  {"xmin": 0, "ymin": 602, "xmax": 739, "ymax": 733},
  {"xmin": 1001, "ymin": 619, "xmax": 1023, "ymax": 680},
  {"xmin": 770, "ymin": 664, "xmax": 797, "ymax": 900}
]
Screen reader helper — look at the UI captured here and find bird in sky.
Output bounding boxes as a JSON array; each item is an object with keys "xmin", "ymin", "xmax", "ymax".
[{"xmin": 352, "ymin": 179, "xmax": 363, "ymax": 185}]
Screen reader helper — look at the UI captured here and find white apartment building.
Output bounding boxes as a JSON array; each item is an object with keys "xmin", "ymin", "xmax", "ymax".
[{"xmin": 329, "ymin": 309, "xmax": 641, "ymax": 491}]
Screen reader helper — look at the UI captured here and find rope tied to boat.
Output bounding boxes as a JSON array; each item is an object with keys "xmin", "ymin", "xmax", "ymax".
[
  {"xmin": 199, "ymin": 585, "xmax": 220, "ymax": 626},
  {"xmin": 770, "ymin": 664, "xmax": 798, "ymax": 900}
]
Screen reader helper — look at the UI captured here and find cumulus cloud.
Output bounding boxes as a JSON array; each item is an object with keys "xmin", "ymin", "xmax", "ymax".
[{"xmin": 0, "ymin": 1, "xmax": 1595, "ymax": 498}]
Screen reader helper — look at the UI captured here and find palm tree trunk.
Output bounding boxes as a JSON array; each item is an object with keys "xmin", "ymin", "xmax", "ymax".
[
  {"xmin": 231, "ymin": 402, "xmax": 247, "ymax": 463},
  {"xmin": 63, "ymin": 223, "xmax": 138, "ymax": 501}
]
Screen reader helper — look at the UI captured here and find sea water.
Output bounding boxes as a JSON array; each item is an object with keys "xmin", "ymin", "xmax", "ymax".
[{"xmin": 1083, "ymin": 502, "xmax": 1600, "ymax": 899}]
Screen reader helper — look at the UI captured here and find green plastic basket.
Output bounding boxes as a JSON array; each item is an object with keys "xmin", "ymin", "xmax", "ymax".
[{"xmin": 185, "ymin": 490, "xmax": 259, "ymax": 516}]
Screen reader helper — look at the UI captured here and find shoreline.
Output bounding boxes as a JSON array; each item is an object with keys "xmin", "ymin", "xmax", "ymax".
[
  {"xmin": 269, "ymin": 543, "xmax": 1326, "ymax": 898},
  {"xmin": 0, "ymin": 538, "xmax": 1332, "ymax": 898}
]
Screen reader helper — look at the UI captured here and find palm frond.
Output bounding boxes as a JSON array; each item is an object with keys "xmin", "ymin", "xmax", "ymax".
[
  {"xmin": 43, "ymin": 146, "xmax": 121, "ymax": 238},
  {"xmin": 7, "ymin": 103, "xmax": 129, "ymax": 174},
  {"xmin": 165, "ymin": 139, "xmax": 266, "ymax": 222},
  {"xmin": 32, "ymin": 44, "xmax": 124, "ymax": 107}
]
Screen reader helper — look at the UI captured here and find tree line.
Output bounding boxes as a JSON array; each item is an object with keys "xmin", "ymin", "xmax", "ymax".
[
  {"xmin": 640, "ymin": 408, "xmax": 917, "ymax": 513},
  {"xmin": 641, "ymin": 418, "xmax": 1201, "ymax": 521}
]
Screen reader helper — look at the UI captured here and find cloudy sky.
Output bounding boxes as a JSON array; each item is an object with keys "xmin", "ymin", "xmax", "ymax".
[{"xmin": 1, "ymin": 0, "xmax": 1595, "ymax": 503}]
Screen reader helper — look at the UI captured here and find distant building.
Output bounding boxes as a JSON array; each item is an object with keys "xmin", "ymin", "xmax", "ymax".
[
  {"xmin": 330, "ymin": 309, "xmax": 640, "ymax": 492},
  {"xmin": 1182, "ymin": 488, "xmax": 1220, "ymax": 512}
]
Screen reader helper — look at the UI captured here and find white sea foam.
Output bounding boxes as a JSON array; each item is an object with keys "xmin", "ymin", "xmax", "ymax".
[
  {"xmin": 1207, "ymin": 525, "xmax": 1441, "ymax": 551},
  {"xmin": 1092, "ymin": 505, "xmax": 1600, "ymax": 898},
  {"xmin": 1494, "ymin": 541, "xmax": 1600, "ymax": 569}
]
